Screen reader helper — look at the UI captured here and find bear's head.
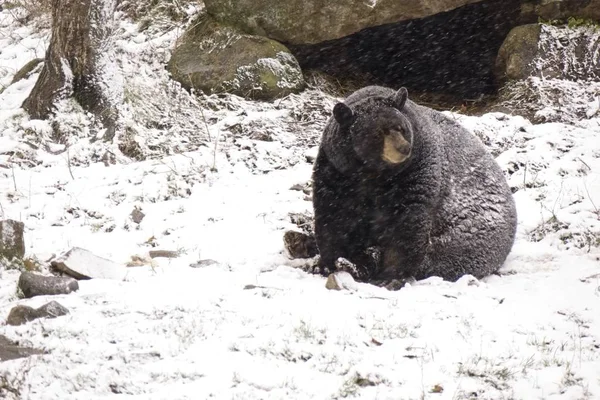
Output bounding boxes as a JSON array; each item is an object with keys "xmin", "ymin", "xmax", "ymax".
[{"xmin": 333, "ymin": 87, "xmax": 413, "ymax": 171}]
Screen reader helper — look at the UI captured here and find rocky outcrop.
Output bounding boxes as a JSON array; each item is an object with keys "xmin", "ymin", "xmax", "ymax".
[
  {"xmin": 204, "ymin": 0, "xmax": 600, "ymax": 46},
  {"xmin": 168, "ymin": 16, "xmax": 304, "ymax": 100},
  {"xmin": 290, "ymin": 0, "xmax": 525, "ymax": 98},
  {"xmin": 495, "ymin": 23, "xmax": 600, "ymax": 123},
  {"xmin": 203, "ymin": 0, "xmax": 487, "ymax": 45},
  {"xmin": 496, "ymin": 23, "xmax": 600, "ymax": 82}
]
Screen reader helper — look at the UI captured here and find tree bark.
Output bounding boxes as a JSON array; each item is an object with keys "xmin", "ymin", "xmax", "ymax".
[{"xmin": 22, "ymin": 0, "xmax": 122, "ymax": 140}]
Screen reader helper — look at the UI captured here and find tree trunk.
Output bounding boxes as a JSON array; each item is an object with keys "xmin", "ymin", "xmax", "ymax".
[{"xmin": 22, "ymin": 0, "xmax": 122, "ymax": 141}]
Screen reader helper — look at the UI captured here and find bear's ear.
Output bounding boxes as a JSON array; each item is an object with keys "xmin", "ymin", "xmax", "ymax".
[
  {"xmin": 333, "ymin": 103, "xmax": 354, "ymax": 127},
  {"xmin": 392, "ymin": 87, "xmax": 408, "ymax": 110}
]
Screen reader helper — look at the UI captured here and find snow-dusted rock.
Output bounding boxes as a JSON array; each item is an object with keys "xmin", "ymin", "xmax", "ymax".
[
  {"xmin": 6, "ymin": 301, "xmax": 69, "ymax": 326},
  {"xmin": 130, "ymin": 207, "xmax": 145, "ymax": 224},
  {"xmin": 18, "ymin": 271, "xmax": 79, "ymax": 298},
  {"xmin": 325, "ymin": 270, "xmax": 358, "ymax": 291},
  {"xmin": 51, "ymin": 247, "xmax": 126, "ymax": 280},
  {"xmin": 496, "ymin": 23, "xmax": 600, "ymax": 82},
  {"xmin": 0, "ymin": 219, "xmax": 25, "ymax": 261},
  {"xmin": 168, "ymin": 15, "xmax": 304, "ymax": 100}
]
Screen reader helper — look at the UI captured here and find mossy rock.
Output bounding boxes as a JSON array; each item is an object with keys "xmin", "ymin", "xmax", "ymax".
[
  {"xmin": 495, "ymin": 24, "xmax": 542, "ymax": 81},
  {"xmin": 167, "ymin": 15, "xmax": 305, "ymax": 100},
  {"xmin": 496, "ymin": 23, "xmax": 600, "ymax": 82}
]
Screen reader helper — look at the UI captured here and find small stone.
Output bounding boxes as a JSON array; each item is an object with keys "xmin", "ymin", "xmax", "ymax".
[
  {"xmin": 0, "ymin": 219, "xmax": 26, "ymax": 261},
  {"xmin": 6, "ymin": 301, "xmax": 69, "ymax": 326},
  {"xmin": 325, "ymin": 271, "xmax": 357, "ymax": 291},
  {"xmin": 148, "ymin": 250, "xmax": 179, "ymax": 258},
  {"xmin": 189, "ymin": 259, "xmax": 219, "ymax": 268},
  {"xmin": 51, "ymin": 247, "xmax": 125, "ymax": 280},
  {"xmin": 18, "ymin": 271, "xmax": 79, "ymax": 298},
  {"xmin": 130, "ymin": 207, "xmax": 145, "ymax": 224}
]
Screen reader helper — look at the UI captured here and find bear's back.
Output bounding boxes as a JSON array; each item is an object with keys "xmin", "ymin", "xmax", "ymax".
[{"xmin": 425, "ymin": 109, "xmax": 517, "ymax": 268}]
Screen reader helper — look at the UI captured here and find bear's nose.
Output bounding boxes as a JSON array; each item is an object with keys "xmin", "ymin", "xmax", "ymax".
[
  {"xmin": 382, "ymin": 132, "xmax": 411, "ymax": 164},
  {"xmin": 389, "ymin": 130, "xmax": 411, "ymax": 155}
]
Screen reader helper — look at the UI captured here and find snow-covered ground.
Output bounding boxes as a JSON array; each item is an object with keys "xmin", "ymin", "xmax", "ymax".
[{"xmin": 1, "ymin": 5, "xmax": 599, "ymax": 400}]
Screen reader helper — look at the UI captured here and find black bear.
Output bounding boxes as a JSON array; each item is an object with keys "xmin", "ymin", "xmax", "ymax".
[{"xmin": 312, "ymin": 85, "xmax": 517, "ymax": 288}]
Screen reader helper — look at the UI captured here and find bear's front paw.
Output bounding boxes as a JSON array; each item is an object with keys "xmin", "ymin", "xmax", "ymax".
[
  {"xmin": 310, "ymin": 256, "xmax": 333, "ymax": 276},
  {"xmin": 334, "ymin": 257, "xmax": 370, "ymax": 281}
]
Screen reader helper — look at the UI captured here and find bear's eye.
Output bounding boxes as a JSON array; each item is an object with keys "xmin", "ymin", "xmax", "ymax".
[{"xmin": 388, "ymin": 128, "xmax": 403, "ymax": 136}]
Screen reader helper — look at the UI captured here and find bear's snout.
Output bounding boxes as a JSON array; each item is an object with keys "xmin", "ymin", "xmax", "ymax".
[{"xmin": 382, "ymin": 130, "xmax": 411, "ymax": 164}]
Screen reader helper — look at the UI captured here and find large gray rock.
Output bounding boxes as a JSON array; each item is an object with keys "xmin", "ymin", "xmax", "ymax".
[
  {"xmin": 51, "ymin": 247, "xmax": 126, "ymax": 280},
  {"xmin": 18, "ymin": 271, "xmax": 79, "ymax": 298},
  {"xmin": 496, "ymin": 23, "xmax": 600, "ymax": 82},
  {"xmin": 0, "ymin": 219, "xmax": 25, "ymax": 261},
  {"xmin": 168, "ymin": 15, "xmax": 304, "ymax": 100},
  {"xmin": 203, "ymin": 0, "xmax": 486, "ymax": 45}
]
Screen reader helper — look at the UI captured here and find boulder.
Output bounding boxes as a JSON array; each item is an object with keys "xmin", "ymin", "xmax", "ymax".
[
  {"xmin": 168, "ymin": 15, "xmax": 304, "ymax": 100},
  {"xmin": 495, "ymin": 24, "xmax": 542, "ymax": 81},
  {"xmin": 0, "ymin": 219, "xmax": 25, "ymax": 261},
  {"xmin": 18, "ymin": 271, "xmax": 79, "ymax": 298},
  {"xmin": 6, "ymin": 301, "xmax": 69, "ymax": 326},
  {"xmin": 496, "ymin": 23, "xmax": 600, "ymax": 82},
  {"xmin": 51, "ymin": 247, "xmax": 126, "ymax": 280},
  {"xmin": 203, "ymin": 0, "xmax": 487, "ymax": 45}
]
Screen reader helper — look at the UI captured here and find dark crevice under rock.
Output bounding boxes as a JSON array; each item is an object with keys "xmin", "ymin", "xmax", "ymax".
[{"xmin": 288, "ymin": 0, "xmax": 531, "ymax": 104}]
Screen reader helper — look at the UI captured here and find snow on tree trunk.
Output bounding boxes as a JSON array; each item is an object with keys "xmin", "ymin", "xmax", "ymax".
[{"xmin": 22, "ymin": 0, "xmax": 123, "ymax": 141}]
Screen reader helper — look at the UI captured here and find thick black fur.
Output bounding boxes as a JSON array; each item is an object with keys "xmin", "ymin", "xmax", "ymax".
[{"xmin": 312, "ymin": 85, "xmax": 517, "ymax": 285}]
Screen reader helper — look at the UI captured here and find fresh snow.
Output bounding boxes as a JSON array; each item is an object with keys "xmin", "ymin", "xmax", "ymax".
[{"xmin": 0, "ymin": 6, "xmax": 599, "ymax": 400}]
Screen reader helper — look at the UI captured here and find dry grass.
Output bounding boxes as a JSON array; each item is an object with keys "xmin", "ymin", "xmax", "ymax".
[{"xmin": 2, "ymin": 0, "xmax": 52, "ymax": 27}]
